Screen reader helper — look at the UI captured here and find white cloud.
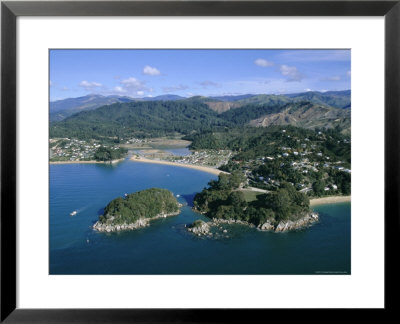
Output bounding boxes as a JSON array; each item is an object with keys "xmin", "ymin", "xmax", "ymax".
[
  {"xmin": 143, "ymin": 65, "xmax": 161, "ymax": 76},
  {"xmin": 304, "ymin": 88, "xmax": 312, "ymax": 92},
  {"xmin": 77, "ymin": 77, "xmax": 149, "ymax": 97},
  {"xmin": 255, "ymin": 58, "xmax": 274, "ymax": 67},
  {"xmin": 120, "ymin": 77, "xmax": 148, "ymax": 92},
  {"xmin": 279, "ymin": 65, "xmax": 303, "ymax": 82},
  {"xmin": 113, "ymin": 86, "xmax": 126, "ymax": 94},
  {"xmin": 79, "ymin": 80, "xmax": 103, "ymax": 90}
]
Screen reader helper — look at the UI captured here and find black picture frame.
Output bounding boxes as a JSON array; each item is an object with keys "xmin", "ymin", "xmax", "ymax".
[{"xmin": 1, "ymin": 0, "xmax": 399, "ymax": 322}]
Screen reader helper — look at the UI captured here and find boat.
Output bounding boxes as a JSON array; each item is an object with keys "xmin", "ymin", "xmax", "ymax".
[
  {"xmin": 124, "ymin": 193, "xmax": 128, "ymax": 197},
  {"xmin": 176, "ymin": 194, "xmax": 180, "ymax": 198},
  {"xmin": 70, "ymin": 210, "xmax": 77, "ymax": 216}
]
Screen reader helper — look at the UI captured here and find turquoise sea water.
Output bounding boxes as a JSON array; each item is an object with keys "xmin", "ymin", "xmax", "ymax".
[{"xmin": 49, "ymin": 160, "xmax": 351, "ymax": 275}]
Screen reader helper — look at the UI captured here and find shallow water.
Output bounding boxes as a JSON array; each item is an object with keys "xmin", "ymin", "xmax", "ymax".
[{"xmin": 162, "ymin": 147, "xmax": 192, "ymax": 156}]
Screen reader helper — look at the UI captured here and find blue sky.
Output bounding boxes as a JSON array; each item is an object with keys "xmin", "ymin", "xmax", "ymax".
[{"xmin": 50, "ymin": 49, "xmax": 350, "ymax": 101}]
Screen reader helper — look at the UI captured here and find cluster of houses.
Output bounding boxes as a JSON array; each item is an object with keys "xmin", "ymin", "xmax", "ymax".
[
  {"xmin": 168, "ymin": 150, "xmax": 232, "ymax": 168},
  {"xmin": 239, "ymin": 132, "xmax": 351, "ymax": 194},
  {"xmin": 124, "ymin": 137, "xmax": 147, "ymax": 144},
  {"xmin": 49, "ymin": 138, "xmax": 120, "ymax": 162}
]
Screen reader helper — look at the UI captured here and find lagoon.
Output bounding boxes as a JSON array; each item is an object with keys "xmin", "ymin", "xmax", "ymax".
[{"xmin": 50, "ymin": 159, "xmax": 350, "ymax": 275}]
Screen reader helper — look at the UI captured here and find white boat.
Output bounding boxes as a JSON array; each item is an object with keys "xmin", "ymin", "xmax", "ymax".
[
  {"xmin": 70, "ymin": 210, "xmax": 77, "ymax": 216},
  {"xmin": 176, "ymin": 194, "xmax": 180, "ymax": 197},
  {"xmin": 124, "ymin": 193, "xmax": 128, "ymax": 197}
]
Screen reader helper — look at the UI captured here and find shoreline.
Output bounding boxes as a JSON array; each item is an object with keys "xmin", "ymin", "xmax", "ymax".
[
  {"xmin": 130, "ymin": 156, "xmax": 227, "ymax": 176},
  {"xmin": 50, "ymin": 158, "xmax": 125, "ymax": 165},
  {"xmin": 188, "ymin": 212, "xmax": 319, "ymax": 236},
  {"xmin": 310, "ymin": 195, "xmax": 351, "ymax": 206},
  {"xmin": 93, "ymin": 210, "xmax": 181, "ymax": 233}
]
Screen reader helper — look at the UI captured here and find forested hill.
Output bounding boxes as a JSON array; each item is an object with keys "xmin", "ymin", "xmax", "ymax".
[
  {"xmin": 50, "ymin": 100, "xmax": 232, "ymax": 140},
  {"xmin": 50, "ymin": 94, "xmax": 134, "ymax": 122},
  {"xmin": 49, "ymin": 90, "xmax": 351, "ymax": 140}
]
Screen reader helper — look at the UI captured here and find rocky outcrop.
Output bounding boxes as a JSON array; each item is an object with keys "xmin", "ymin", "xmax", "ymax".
[
  {"xmin": 258, "ymin": 220, "xmax": 275, "ymax": 231},
  {"xmin": 93, "ymin": 210, "xmax": 181, "ymax": 233},
  {"xmin": 187, "ymin": 212, "xmax": 319, "ymax": 236},
  {"xmin": 259, "ymin": 212, "xmax": 319, "ymax": 232},
  {"xmin": 187, "ymin": 218, "xmax": 255, "ymax": 238},
  {"xmin": 187, "ymin": 220, "xmax": 211, "ymax": 236},
  {"xmin": 211, "ymin": 218, "xmax": 256, "ymax": 227}
]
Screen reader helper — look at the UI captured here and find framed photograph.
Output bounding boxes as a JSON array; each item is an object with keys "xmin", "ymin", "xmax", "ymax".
[{"xmin": 1, "ymin": 0, "xmax": 399, "ymax": 322}]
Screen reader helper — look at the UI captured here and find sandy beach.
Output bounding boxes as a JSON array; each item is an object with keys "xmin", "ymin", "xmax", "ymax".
[
  {"xmin": 130, "ymin": 156, "xmax": 226, "ymax": 176},
  {"xmin": 310, "ymin": 195, "xmax": 351, "ymax": 206}
]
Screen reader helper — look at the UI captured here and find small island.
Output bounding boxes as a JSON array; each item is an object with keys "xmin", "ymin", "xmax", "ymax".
[
  {"xmin": 190, "ymin": 172, "xmax": 318, "ymax": 234},
  {"xmin": 93, "ymin": 188, "xmax": 181, "ymax": 232}
]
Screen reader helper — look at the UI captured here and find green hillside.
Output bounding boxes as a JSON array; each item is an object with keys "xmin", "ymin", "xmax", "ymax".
[{"xmin": 50, "ymin": 100, "xmax": 231, "ymax": 140}]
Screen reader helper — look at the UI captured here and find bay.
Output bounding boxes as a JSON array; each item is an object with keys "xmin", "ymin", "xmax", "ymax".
[{"xmin": 50, "ymin": 160, "xmax": 350, "ymax": 275}]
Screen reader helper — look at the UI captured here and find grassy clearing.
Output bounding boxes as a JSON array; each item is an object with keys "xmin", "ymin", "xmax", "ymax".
[{"xmin": 241, "ymin": 190, "xmax": 263, "ymax": 203}]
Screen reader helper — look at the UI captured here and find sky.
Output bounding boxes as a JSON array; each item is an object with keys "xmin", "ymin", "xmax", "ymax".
[{"xmin": 50, "ymin": 49, "xmax": 351, "ymax": 101}]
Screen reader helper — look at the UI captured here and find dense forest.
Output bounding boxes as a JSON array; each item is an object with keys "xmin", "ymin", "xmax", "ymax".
[
  {"xmin": 94, "ymin": 146, "xmax": 128, "ymax": 162},
  {"xmin": 50, "ymin": 100, "xmax": 231, "ymax": 140},
  {"xmin": 98, "ymin": 188, "xmax": 180, "ymax": 226}
]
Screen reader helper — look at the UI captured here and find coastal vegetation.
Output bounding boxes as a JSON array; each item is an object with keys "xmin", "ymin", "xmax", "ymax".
[
  {"xmin": 93, "ymin": 146, "xmax": 127, "ymax": 162},
  {"xmin": 194, "ymin": 172, "xmax": 312, "ymax": 228},
  {"xmin": 94, "ymin": 188, "xmax": 181, "ymax": 232}
]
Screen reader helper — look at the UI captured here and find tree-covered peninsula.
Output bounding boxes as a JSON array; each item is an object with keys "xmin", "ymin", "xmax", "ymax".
[
  {"xmin": 93, "ymin": 188, "xmax": 181, "ymax": 232},
  {"xmin": 192, "ymin": 172, "xmax": 318, "ymax": 233}
]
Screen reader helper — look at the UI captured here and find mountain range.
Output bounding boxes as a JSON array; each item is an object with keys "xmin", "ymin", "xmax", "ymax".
[
  {"xmin": 50, "ymin": 91, "xmax": 350, "ymax": 121},
  {"xmin": 49, "ymin": 90, "xmax": 351, "ymax": 139}
]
